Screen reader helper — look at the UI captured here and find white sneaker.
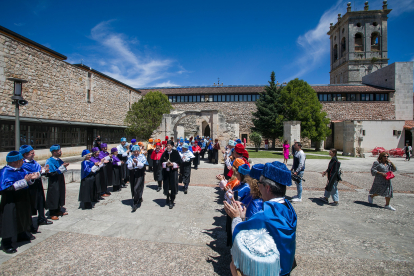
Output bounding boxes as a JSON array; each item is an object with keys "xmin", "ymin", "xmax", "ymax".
[
  {"xmin": 291, "ymin": 198, "xmax": 302, "ymax": 202},
  {"xmin": 368, "ymin": 195, "xmax": 373, "ymax": 204},
  {"xmin": 384, "ymin": 205, "xmax": 396, "ymax": 211}
]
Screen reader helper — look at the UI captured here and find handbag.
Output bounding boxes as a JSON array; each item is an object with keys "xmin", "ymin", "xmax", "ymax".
[{"xmin": 385, "ymin": 171, "xmax": 395, "ymax": 180}]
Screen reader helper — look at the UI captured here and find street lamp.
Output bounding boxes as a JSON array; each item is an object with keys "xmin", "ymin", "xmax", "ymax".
[{"xmin": 7, "ymin": 78, "xmax": 28, "ymax": 150}]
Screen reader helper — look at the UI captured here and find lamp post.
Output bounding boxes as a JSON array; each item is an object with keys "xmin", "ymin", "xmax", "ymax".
[{"xmin": 7, "ymin": 78, "xmax": 28, "ymax": 150}]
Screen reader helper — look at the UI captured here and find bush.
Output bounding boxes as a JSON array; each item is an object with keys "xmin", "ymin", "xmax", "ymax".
[{"xmin": 249, "ymin": 132, "xmax": 262, "ymax": 152}]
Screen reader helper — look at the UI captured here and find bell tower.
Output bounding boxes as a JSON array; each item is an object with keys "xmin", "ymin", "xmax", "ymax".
[{"xmin": 328, "ymin": 1, "xmax": 391, "ymax": 84}]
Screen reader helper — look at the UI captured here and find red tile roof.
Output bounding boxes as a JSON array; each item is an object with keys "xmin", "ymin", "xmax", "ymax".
[{"xmin": 404, "ymin": 120, "xmax": 414, "ymax": 130}]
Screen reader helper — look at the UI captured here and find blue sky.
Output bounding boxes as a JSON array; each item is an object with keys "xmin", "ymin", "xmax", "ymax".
[{"xmin": 1, "ymin": 0, "xmax": 413, "ymax": 88}]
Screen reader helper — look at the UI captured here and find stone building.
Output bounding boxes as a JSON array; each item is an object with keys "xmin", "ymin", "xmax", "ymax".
[
  {"xmin": 0, "ymin": 25, "xmax": 141, "ymax": 162},
  {"xmin": 138, "ymin": 2, "xmax": 413, "ymax": 155},
  {"xmin": 328, "ymin": 1, "xmax": 391, "ymax": 84}
]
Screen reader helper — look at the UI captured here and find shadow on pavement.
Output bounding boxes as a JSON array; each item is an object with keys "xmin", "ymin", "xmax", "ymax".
[
  {"xmin": 152, "ymin": 198, "xmax": 167, "ymax": 207},
  {"xmin": 145, "ymin": 184, "xmax": 158, "ymax": 191},
  {"xmin": 309, "ymin": 197, "xmax": 328, "ymax": 206},
  {"xmin": 354, "ymin": 200, "xmax": 383, "ymax": 208},
  {"xmin": 121, "ymin": 199, "xmax": 133, "ymax": 206}
]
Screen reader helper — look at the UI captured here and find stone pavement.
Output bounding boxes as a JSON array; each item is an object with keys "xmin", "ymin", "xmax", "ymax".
[{"xmin": 0, "ymin": 156, "xmax": 413, "ymax": 275}]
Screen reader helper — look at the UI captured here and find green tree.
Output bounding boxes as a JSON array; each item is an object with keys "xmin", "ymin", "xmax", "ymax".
[
  {"xmin": 249, "ymin": 132, "xmax": 262, "ymax": 152},
  {"xmin": 251, "ymin": 71, "xmax": 284, "ymax": 148},
  {"xmin": 279, "ymin": 78, "xmax": 331, "ymax": 143},
  {"xmin": 124, "ymin": 91, "xmax": 173, "ymax": 139}
]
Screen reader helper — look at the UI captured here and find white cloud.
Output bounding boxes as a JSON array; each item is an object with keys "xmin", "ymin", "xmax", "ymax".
[
  {"xmin": 72, "ymin": 20, "xmax": 186, "ymax": 87},
  {"xmin": 285, "ymin": 0, "xmax": 414, "ymax": 82},
  {"xmin": 153, "ymin": 81, "xmax": 180, "ymax": 87}
]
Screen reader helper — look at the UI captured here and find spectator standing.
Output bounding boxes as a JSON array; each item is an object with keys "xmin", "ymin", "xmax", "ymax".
[
  {"xmin": 291, "ymin": 142, "xmax": 305, "ymax": 203},
  {"xmin": 404, "ymin": 143, "xmax": 412, "ymax": 161},
  {"xmin": 264, "ymin": 139, "xmax": 269, "ymax": 150},
  {"xmin": 320, "ymin": 149, "xmax": 341, "ymax": 206},
  {"xmin": 283, "ymin": 140, "xmax": 290, "ymax": 165},
  {"xmin": 368, "ymin": 152, "xmax": 397, "ymax": 211}
]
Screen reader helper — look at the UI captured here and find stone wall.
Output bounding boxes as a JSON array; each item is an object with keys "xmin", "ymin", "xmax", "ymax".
[
  {"xmin": 0, "ymin": 32, "xmax": 141, "ymax": 126},
  {"xmin": 172, "ymin": 102, "xmax": 256, "ymax": 135},
  {"xmin": 322, "ymin": 101, "xmax": 395, "ymax": 121}
]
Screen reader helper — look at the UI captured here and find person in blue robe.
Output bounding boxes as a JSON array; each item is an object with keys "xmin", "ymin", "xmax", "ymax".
[
  {"xmin": 207, "ymin": 139, "xmax": 214, "ymax": 163},
  {"xmin": 79, "ymin": 150, "xmax": 100, "ymax": 209},
  {"xmin": 45, "ymin": 145, "xmax": 69, "ymax": 221},
  {"xmin": 224, "ymin": 162, "xmax": 297, "ymax": 276},
  {"xmin": 0, "ymin": 151, "xmax": 39, "ymax": 254},
  {"xmin": 20, "ymin": 145, "xmax": 52, "ymax": 233},
  {"xmin": 243, "ymin": 164, "xmax": 264, "ymax": 220}
]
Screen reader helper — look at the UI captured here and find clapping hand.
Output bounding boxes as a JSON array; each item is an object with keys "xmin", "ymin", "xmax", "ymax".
[
  {"xmin": 63, "ymin": 162, "xmax": 69, "ymax": 168},
  {"xmin": 43, "ymin": 165, "xmax": 50, "ymax": 173}
]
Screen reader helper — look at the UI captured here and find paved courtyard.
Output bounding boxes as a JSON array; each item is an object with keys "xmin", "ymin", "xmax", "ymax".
[{"xmin": 1, "ymin": 155, "xmax": 414, "ymax": 275}]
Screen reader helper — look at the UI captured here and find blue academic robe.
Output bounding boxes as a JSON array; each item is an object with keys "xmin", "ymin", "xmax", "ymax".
[
  {"xmin": 232, "ymin": 199, "xmax": 297, "ymax": 276},
  {"xmin": 245, "ymin": 197, "xmax": 264, "ymax": 219},
  {"xmin": 22, "ymin": 159, "xmax": 45, "ymax": 216},
  {"xmin": 81, "ymin": 160, "xmax": 95, "ymax": 180},
  {"xmin": 79, "ymin": 160, "xmax": 96, "ymax": 203},
  {"xmin": 232, "ymin": 182, "xmax": 250, "ymax": 203},
  {"xmin": 0, "ymin": 166, "xmax": 29, "ymax": 191},
  {"xmin": 176, "ymin": 145, "xmax": 183, "ymax": 152}
]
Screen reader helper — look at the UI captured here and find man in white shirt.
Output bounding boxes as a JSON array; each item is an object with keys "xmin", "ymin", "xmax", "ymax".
[
  {"xmin": 291, "ymin": 142, "xmax": 306, "ymax": 202},
  {"xmin": 127, "ymin": 145, "xmax": 146, "ymax": 212}
]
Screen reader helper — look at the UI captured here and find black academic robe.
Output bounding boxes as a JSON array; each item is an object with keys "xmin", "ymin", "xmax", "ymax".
[
  {"xmin": 153, "ymin": 159, "xmax": 163, "ymax": 182},
  {"xmin": 0, "ymin": 188, "xmax": 32, "ymax": 238},
  {"xmin": 181, "ymin": 161, "xmax": 192, "ymax": 189},
  {"xmin": 193, "ymin": 152, "xmax": 200, "ymax": 167},
  {"xmin": 147, "ymin": 149, "xmax": 154, "ymax": 169},
  {"xmin": 112, "ymin": 164, "xmax": 122, "ymax": 191},
  {"xmin": 93, "ymin": 170, "xmax": 103, "ymax": 199},
  {"xmin": 130, "ymin": 166, "xmax": 146, "ymax": 202},
  {"xmin": 79, "ymin": 174, "xmax": 95, "ymax": 203},
  {"xmin": 45, "ymin": 173, "xmax": 65, "ymax": 211},
  {"xmin": 28, "ymin": 178, "xmax": 46, "ymax": 216},
  {"xmin": 161, "ymin": 150, "xmax": 182, "ymax": 196},
  {"xmin": 118, "ymin": 154, "xmax": 129, "ymax": 183}
]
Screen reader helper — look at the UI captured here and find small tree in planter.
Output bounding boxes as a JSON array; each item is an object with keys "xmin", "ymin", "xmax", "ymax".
[{"xmin": 250, "ymin": 132, "xmax": 262, "ymax": 152}]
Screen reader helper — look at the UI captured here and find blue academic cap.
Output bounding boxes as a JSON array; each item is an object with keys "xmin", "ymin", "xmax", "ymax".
[
  {"xmin": 50, "ymin": 144, "xmax": 61, "ymax": 152},
  {"xmin": 121, "ymin": 137, "xmax": 127, "ymax": 142},
  {"xmin": 182, "ymin": 143, "xmax": 189, "ymax": 149},
  {"xmin": 19, "ymin": 145, "xmax": 33, "ymax": 154},
  {"xmin": 228, "ymin": 140, "xmax": 236, "ymax": 147},
  {"xmin": 249, "ymin": 164, "xmax": 264, "ymax": 180},
  {"xmin": 262, "ymin": 162, "xmax": 291, "ymax": 186},
  {"xmin": 6, "ymin": 151, "xmax": 23, "ymax": 162},
  {"xmin": 82, "ymin": 149, "xmax": 91, "ymax": 157},
  {"xmin": 132, "ymin": 145, "xmax": 141, "ymax": 151},
  {"xmin": 236, "ymin": 139, "xmax": 242, "ymax": 144},
  {"xmin": 238, "ymin": 164, "xmax": 250, "ymax": 176}
]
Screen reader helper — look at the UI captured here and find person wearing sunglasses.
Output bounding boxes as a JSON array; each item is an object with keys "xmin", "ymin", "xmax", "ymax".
[{"xmin": 368, "ymin": 152, "xmax": 397, "ymax": 211}]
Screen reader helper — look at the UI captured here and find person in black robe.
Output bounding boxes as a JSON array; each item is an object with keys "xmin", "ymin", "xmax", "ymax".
[
  {"xmin": 0, "ymin": 151, "xmax": 39, "ymax": 254},
  {"xmin": 161, "ymin": 141, "xmax": 182, "ymax": 209},
  {"xmin": 147, "ymin": 139, "xmax": 155, "ymax": 172},
  {"xmin": 19, "ymin": 145, "xmax": 52, "ymax": 233},
  {"xmin": 151, "ymin": 142, "xmax": 164, "ymax": 192},
  {"xmin": 90, "ymin": 148, "xmax": 105, "ymax": 201},
  {"xmin": 127, "ymin": 145, "xmax": 147, "ymax": 212},
  {"xmin": 117, "ymin": 137, "xmax": 130, "ymax": 186},
  {"xmin": 79, "ymin": 150, "xmax": 100, "ymax": 209},
  {"xmin": 98, "ymin": 143, "xmax": 112, "ymax": 195},
  {"xmin": 180, "ymin": 144, "xmax": 195, "ymax": 194},
  {"xmin": 45, "ymin": 145, "xmax": 69, "ymax": 220},
  {"xmin": 111, "ymin": 148, "xmax": 123, "ymax": 192}
]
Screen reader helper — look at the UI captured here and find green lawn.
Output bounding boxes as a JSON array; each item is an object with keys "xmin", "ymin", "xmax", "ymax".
[{"xmin": 247, "ymin": 150, "xmax": 336, "ymax": 159}]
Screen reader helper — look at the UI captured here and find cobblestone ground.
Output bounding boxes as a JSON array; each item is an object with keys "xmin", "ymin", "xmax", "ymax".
[{"xmin": 0, "ymin": 157, "xmax": 413, "ymax": 275}]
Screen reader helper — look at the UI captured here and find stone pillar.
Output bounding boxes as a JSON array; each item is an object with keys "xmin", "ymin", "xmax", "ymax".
[
  {"xmin": 342, "ymin": 121, "xmax": 362, "ymax": 156},
  {"xmin": 411, "ymin": 128, "xmax": 414, "ymax": 147},
  {"xmin": 176, "ymin": 126, "xmax": 184, "ymax": 139},
  {"xmin": 283, "ymin": 121, "xmax": 301, "ymax": 146}
]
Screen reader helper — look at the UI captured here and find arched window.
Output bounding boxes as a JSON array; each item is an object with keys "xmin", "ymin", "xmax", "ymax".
[
  {"xmin": 355, "ymin": 33, "xmax": 363, "ymax": 51},
  {"xmin": 341, "ymin": 37, "xmax": 346, "ymax": 56},
  {"xmin": 371, "ymin": 32, "xmax": 380, "ymax": 51},
  {"xmin": 333, "ymin": 44, "xmax": 338, "ymax": 61}
]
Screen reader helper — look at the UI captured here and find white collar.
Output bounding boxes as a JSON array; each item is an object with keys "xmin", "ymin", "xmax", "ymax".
[
  {"xmin": 269, "ymin": 197, "xmax": 286, "ymax": 204},
  {"xmin": 52, "ymin": 156, "xmax": 59, "ymax": 160},
  {"xmin": 6, "ymin": 165, "xmax": 20, "ymax": 171},
  {"xmin": 24, "ymin": 159, "xmax": 34, "ymax": 163}
]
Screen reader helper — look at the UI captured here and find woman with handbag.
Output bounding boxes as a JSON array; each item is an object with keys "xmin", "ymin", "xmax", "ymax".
[
  {"xmin": 368, "ymin": 152, "xmax": 397, "ymax": 211},
  {"xmin": 320, "ymin": 149, "xmax": 340, "ymax": 206}
]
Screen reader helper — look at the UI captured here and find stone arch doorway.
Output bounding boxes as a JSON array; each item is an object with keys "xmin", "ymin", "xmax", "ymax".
[
  {"xmin": 204, "ymin": 124, "xmax": 210, "ymax": 137},
  {"xmin": 153, "ymin": 109, "xmax": 239, "ymax": 146}
]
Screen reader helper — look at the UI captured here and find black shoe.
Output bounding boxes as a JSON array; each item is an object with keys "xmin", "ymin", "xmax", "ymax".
[
  {"xmin": 157, "ymin": 187, "xmax": 161, "ymax": 192},
  {"xmin": 30, "ymin": 225, "xmax": 38, "ymax": 234},
  {"xmin": 184, "ymin": 189, "xmax": 188, "ymax": 194},
  {"xmin": 169, "ymin": 202, "xmax": 174, "ymax": 209},
  {"xmin": 17, "ymin": 234, "xmax": 35, "ymax": 242},
  {"xmin": 38, "ymin": 220, "xmax": 53, "ymax": 225},
  {"xmin": 132, "ymin": 203, "xmax": 138, "ymax": 212},
  {"xmin": 2, "ymin": 247, "xmax": 17, "ymax": 254}
]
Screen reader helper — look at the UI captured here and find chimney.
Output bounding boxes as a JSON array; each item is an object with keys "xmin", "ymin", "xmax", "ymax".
[{"xmin": 364, "ymin": 1, "xmax": 369, "ymax": 11}]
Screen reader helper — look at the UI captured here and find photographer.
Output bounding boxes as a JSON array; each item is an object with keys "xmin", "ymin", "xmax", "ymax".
[
  {"xmin": 290, "ymin": 142, "xmax": 305, "ymax": 203},
  {"xmin": 368, "ymin": 152, "xmax": 397, "ymax": 211}
]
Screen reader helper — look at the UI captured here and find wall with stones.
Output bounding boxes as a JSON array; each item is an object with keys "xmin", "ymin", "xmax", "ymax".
[
  {"xmin": 172, "ymin": 102, "xmax": 256, "ymax": 136},
  {"xmin": 322, "ymin": 101, "xmax": 395, "ymax": 121},
  {"xmin": 0, "ymin": 32, "xmax": 141, "ymax": 126}
]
